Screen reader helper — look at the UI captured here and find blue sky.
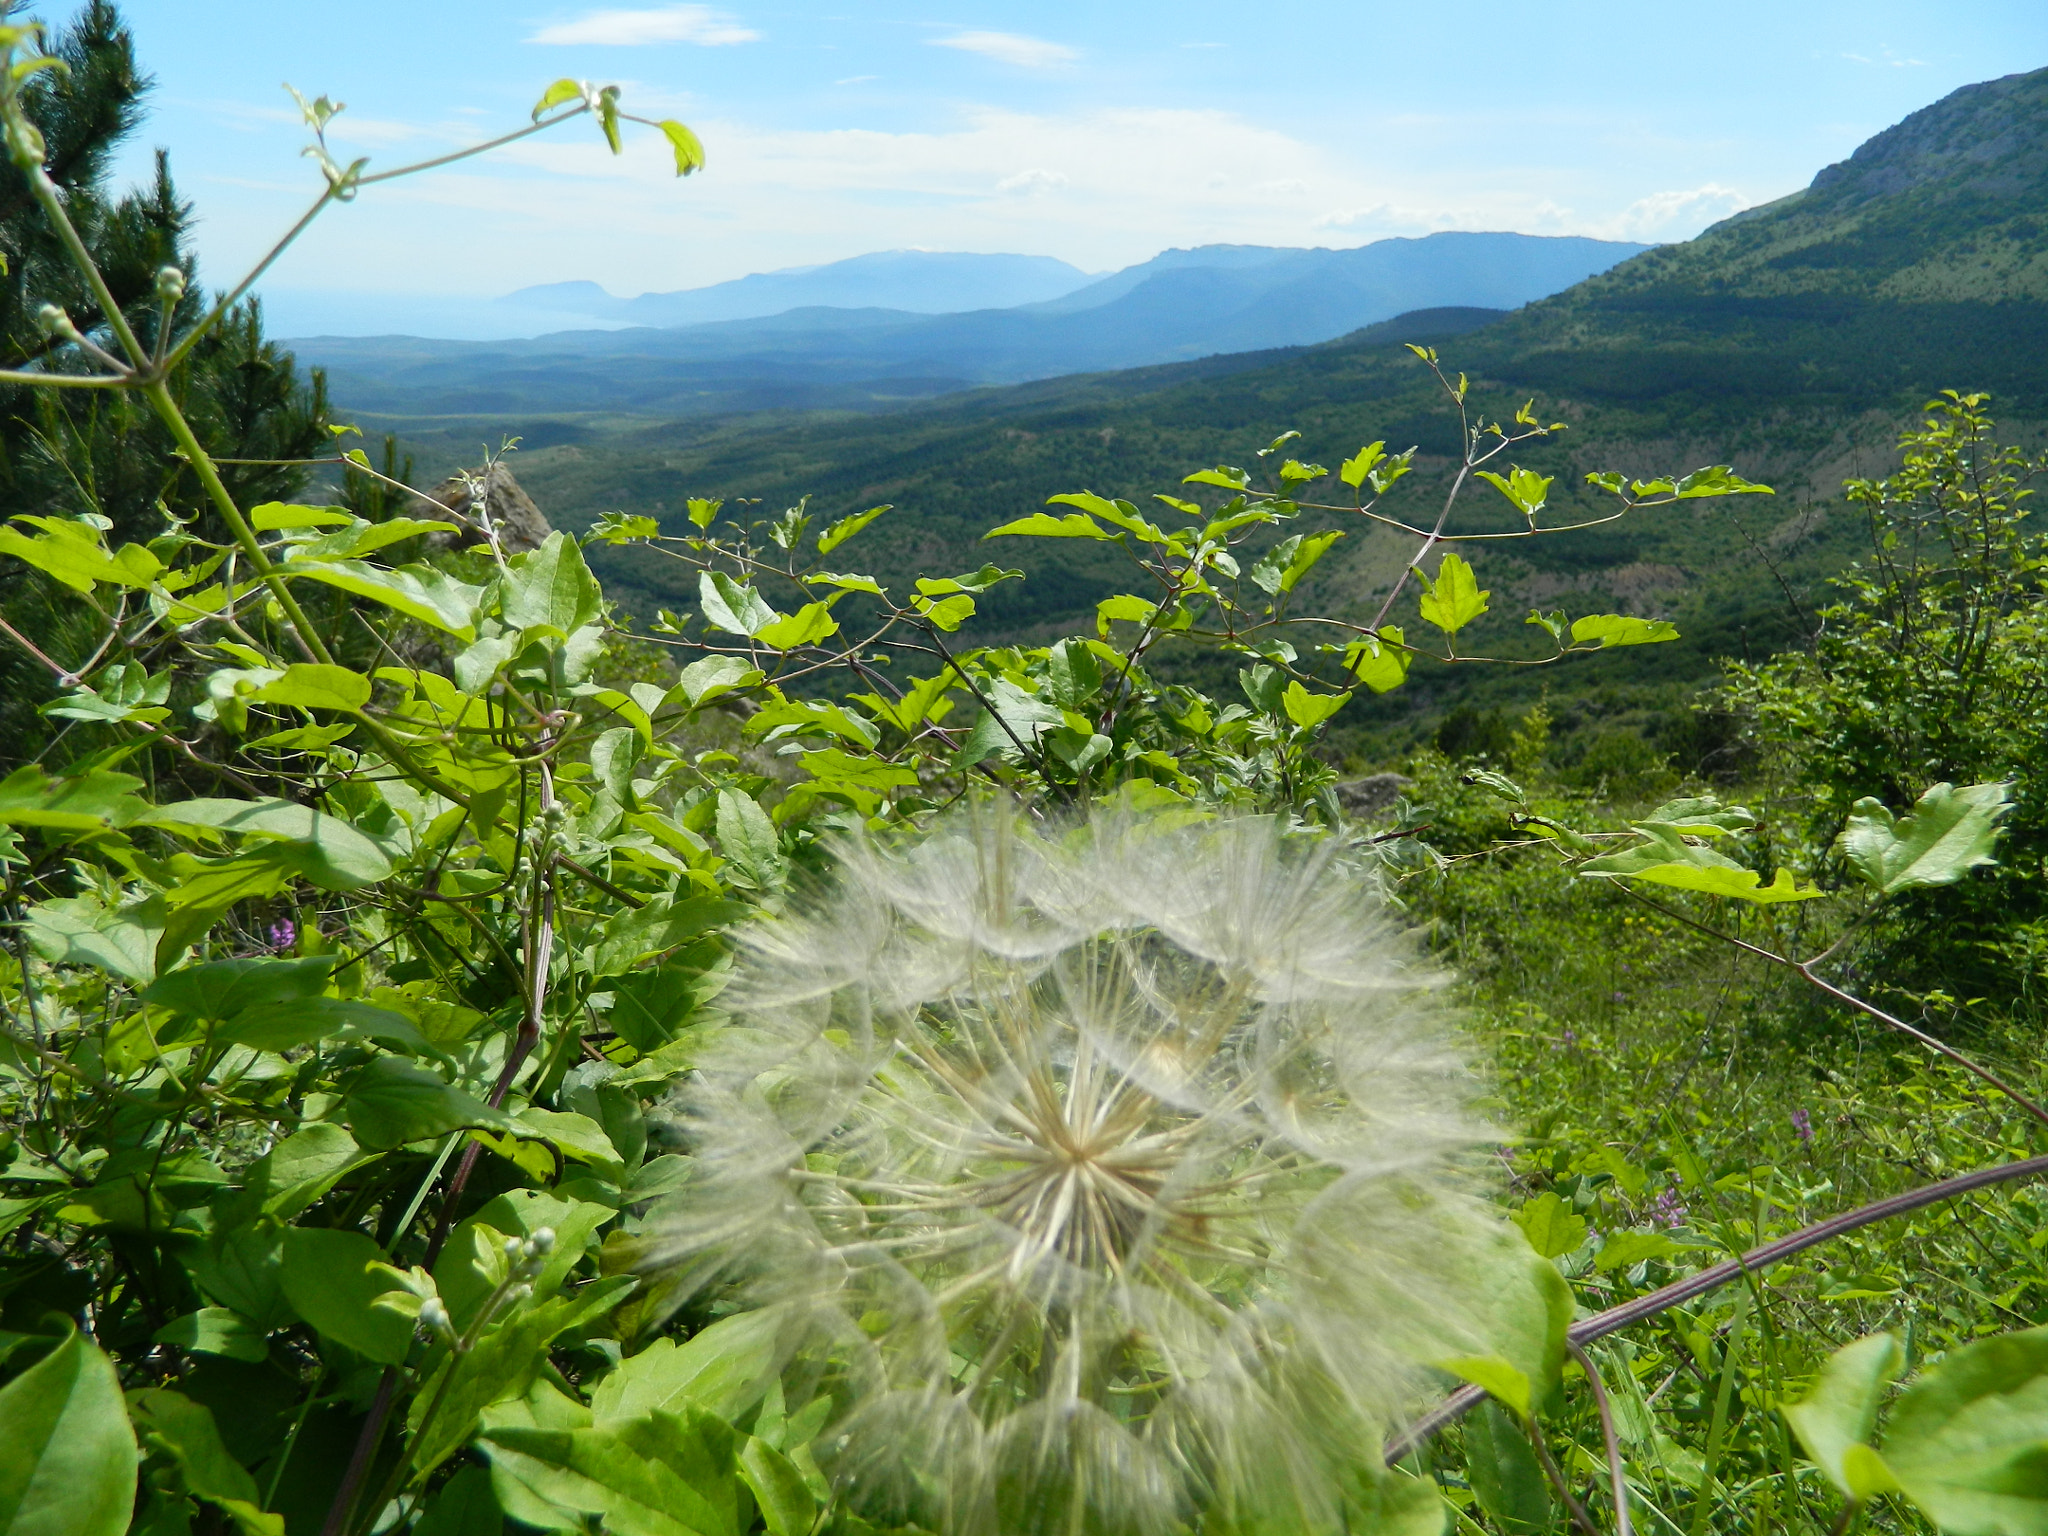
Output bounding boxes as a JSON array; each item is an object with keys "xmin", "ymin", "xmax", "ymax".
[{"xmin": 93, "ymin": 0, "xmax": 2048, "ymax": 330}]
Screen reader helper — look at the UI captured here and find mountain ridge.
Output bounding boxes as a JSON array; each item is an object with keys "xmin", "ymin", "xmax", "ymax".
[{"xmin": 300, "ymin": 232, "xmax": 1650, "ymax": 416}]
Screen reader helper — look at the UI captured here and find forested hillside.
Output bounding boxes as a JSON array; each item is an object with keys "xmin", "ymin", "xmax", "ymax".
[{"xmin": 464, "ymin": 65, "xmax": 2048, "ymax": 768}]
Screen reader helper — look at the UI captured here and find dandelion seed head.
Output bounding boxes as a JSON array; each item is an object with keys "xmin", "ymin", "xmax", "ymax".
[{"xmin": 651, "ymin": 813, "xmax": 1505, "ymax": 1536}]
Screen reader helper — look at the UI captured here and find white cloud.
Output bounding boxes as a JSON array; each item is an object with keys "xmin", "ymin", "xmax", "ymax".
[
  {"xmin": 211, "ymin": 101, "xmax": 1766, "ymax": 307},
  {"xmin": 1595, "ymin": 182, "xmax": 1747, "ymax": 240},
  {"xmin": 528, "ymin": 5, "xmax": 759, "ymax": 46},
  {"xmin": 929, "ymin": 32, "xmax": 1078, "ymax": 69},
  {"xmin": 997, "ymin": 167, "xmax": 1068, "ymax": 194}
]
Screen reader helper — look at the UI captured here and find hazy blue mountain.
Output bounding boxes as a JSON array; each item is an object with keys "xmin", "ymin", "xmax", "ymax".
[
  {"xmin": 497, "ymin": 251, "xmax": 1099, "ymax": 327},
  {"xmin": 304, "ymin": 232, "xmax": 1649, "ymax": 416}
]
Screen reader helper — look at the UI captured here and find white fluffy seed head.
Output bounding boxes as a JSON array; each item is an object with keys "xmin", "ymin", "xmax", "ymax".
[{"xmin": 649, "ymin": 812, "xmax": 1506, "ymax": 1536}]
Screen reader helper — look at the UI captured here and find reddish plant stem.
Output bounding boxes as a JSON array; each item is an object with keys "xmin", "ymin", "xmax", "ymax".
[
  {"xmin": 1569, "ymin": 1339, "xmax": 1633, "ymax": 1536},
  {"xmin": 1386, "ymin": 1151, "xmax": 2048, "ymax": 1463}
]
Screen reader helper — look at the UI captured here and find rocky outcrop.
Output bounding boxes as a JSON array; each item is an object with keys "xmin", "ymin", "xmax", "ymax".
[{"xmin": 411, "ymin": 463, "xmax": 553, "ymax": 556}]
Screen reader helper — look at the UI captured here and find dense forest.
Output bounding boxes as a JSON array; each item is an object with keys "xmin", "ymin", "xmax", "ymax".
[{"xmin": 4, "ymin": 10, "xmax": 2048, "ymax": 1536}]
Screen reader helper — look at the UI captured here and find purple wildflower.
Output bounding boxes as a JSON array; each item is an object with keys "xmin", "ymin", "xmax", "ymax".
[
  {"xmin": 1651, "ymin": 1179, "xmax": 1689, "ymax": 1229},
  {"xmin": 268, "ymin": 918, "xmax": 296, "ymax": 953},
  {"xmin": 1792, "ymin": 1108, "xmax": 1814, "ymax": 1146}
]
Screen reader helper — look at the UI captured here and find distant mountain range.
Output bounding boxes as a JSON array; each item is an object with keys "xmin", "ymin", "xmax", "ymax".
[
  {"xmin": 499, "ymin": 251, "xmax": 1100, "ymax": 327},
  {"xmin": 295, "ymin": 232, "xmax": 1652, "ymax": 416}
]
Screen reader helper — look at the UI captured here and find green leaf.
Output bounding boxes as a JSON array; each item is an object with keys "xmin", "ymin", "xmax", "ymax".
[
  {"xmin": 1344, "ymin": 627, "xmax": 1412, "ymax": 694},
  {"xmin": 913, "ymin": 593, "xmax": 975, "ymax": 630},
  {"xmin": 1645, "ymin": 797, "xmax": 1756, "ymax": 836},
  {"xmin": 134, "ymin": 798, "xmax": 392, "ymax": 887},
  {"xmin": 144, "ymin": 955, "xmax": 336, "ymax": 1019},
  {"xmin": 1569, "ymin": 613, "xmax": 1680, "ymax": 648},
  {"xmin": 249, "ymin": 663, "xmax": 371, "ymax": 712},
  {"xmin": 130, "ymin": 1389, "xmax": 283, "ymax": 1535},
  {"xmin": 503, "ymin": 532, "xmax": 604, "ymax": 635},
  {"xmin": 676, "ymin": 655, "xmax": 761, "ymax": 706},
  {"xmin": 1440, "ymin": 1355, "xmax": 1537, "ymax": 1419},
  {"xmin": 1183, "ymin": 466, "xmax": 1250, "ymax": 491},
  {"xmin": 280, "ymin": 558, "xmax": 482, "ymax": 639},
  {"xmin": 1044, "ymin": 639, "xmax": 1103, "ymax": 709},
  {"xmin": 416, "ymin": 1466, "xmax": 504, "ymax": 1536},
  {"xmin": 715, "ymin": 789, "xmax": 785, "ymax": 889},
  {"xmin": 0, "ymin": 517, "xmax": 162, "ymax": 593},
  {"xmin": 739, "ymin": 1438, "xmax": 816, "ymax": 1536},
  {"xmin": 483, "ymin": 1406, "xmax": 745, "ymax": 1536},
  {"xmin": 916, "ymin": 563, "xmax": 1021, "ymax": 596},
  {"xmin": 658, "ymin": 118, "xmax": 705, "ymax": 175},
  {"xmin": 754, "ymin": 602, "xmax": 840, "ymax": 651},
  {"xmin": 985, "ymin": 512, "xmax": 1114, "ymax": 540},
  {"xmin": 1465, "ymin": 1401, "xmax": 1554, "ymax": 1536},
  {"xmin": 251, "ymin": 502, "xmax": 353, "ymax": 531},
  {"xmin": 1883, "ymin": 1325, "xmax": 2048, "ymax": 1536},
  {"xmin": 1672, "ymin": 465, "xmax": 1773, "ymax": 499},
  {"xmin": 1048, "ymin": 492, "xmax": 1173, "ymax": 546},
  {"xmin": 1836, "ymin": 781, "xmax": 2013, "ymax": 896},
  {"xmin": 816, "ymin": 503, "xmax": 889, "ymax": 554},
  {"xmin": 1593, "ymin": 1229, "xmax": 1677, "ymax": 1272},
  {"xmin": 343, "ymin": 1057, "xmax": 511, "ymax": 1151},
  {"xmin": 1282, "ymin": 682, "xmax": 1351, "ymax": 729},
  {"xmin": 1475, "ymin": 466, "xmax": 1554, "ymax": 520},
  {"xmin": 591, "ymin": 1309, "xmax": 788, "ymax": 1426},
  {"xmin": 1340, "ymin": 442, "xmax": 1386, "ymax": 489},
  {"xmin": 1782, "ymin": 1333, "xmax": 1905, "ymax": 1502},
  {"xmin": 1579, "ymin": 822, "xmax": 1744, "ymax": 878},
  {"xmin": 697, "ymin": 571, "xmax": 780, "ymax": 636},
  {"xmin": 591, "ymin": 895, "xmax": 748, "ymax": 979},
  {"xmin": 257, "ymin": 1124, "xmax": 370, "ymax": 1219},
  {"xmin": 1276, "ymin": 529, "xmax": 1343, "ymax": 593},
  {"xmin": 279, "ymin": 1227, "xmax": 416, "ymax": 1364},
  {"xmin": 1616, "ymin": 864, "xmax": 1826, "ymax": 903},
  {"xmin": 1095, "ymin": 594, "xmax": 1157, "ymax": 637},
  {"xmin": 533, "ymin": 77, "xmax": 584, "ymax": 118},
  {"xmin": 152, "ymin": 1308, "xmax": 269, "ymax": 1364},
  {"xmin": 1418, "ymin": 552, "xmax": 1489, "ymax": 635},
  {"xmin": 1511, "ymin": 1193, "xmax": 1588, "ymax": 1259},
  {"xmin": 0, "ymin": 764, "xmax": 145, "ymax": 829},
  {"xmin": 0, "ymin": 1327, "xmax": 137, "ymax": 1536},
  {"xmin": 219, "ymin": 997, "xmax": 428, "ymax": 1055}
]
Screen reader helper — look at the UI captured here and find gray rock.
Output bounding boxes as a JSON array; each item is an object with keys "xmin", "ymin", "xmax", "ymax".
[
  {"xmin": 412, "ymin": 463, "xmax": 554, "ymax": 556},
  {"xmin": 1333, "ymin": 772, "xmax": 1412, "ymax": 821}
]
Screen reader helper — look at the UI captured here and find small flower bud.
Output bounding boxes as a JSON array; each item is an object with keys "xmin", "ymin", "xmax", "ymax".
[
  {"xmin": 503, "ymin": 1234, "xmax": 526, "ymax": 1260},
  {"xmin": 527, "ymin": 1226, "xmax": 556, "ymax": 1256},
  {"xmin": 5, "ymin": 116, "xmax": 46, "ymax": 170},
  {"xmin": 154, "ymin": 265, "xmax": 186, "ymax": 303},
  {"xmin": 418, "ymin": 1298, "xmax": 450, "ymax": 1334},
  {"xmin": 35, "ymin": 303, "xmax": 77, "ymax": 342}
]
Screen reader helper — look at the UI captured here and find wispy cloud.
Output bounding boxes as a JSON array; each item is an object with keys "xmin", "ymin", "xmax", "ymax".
[
  {"xmin": 929, "ymin": 31, "xmax": 1078, "ymax": 69},
  {"xmin": 997, "ymin": 167, "xmax": 1068, "ymax": 194},
  {"xmin": 528, "ymin": 5, "xmax": 759, "ymax": 46},
  {"xmin": 1842, "ymin": 50, "xmax": 1927, "ymax": 67},
  {"xmin": 1599, "ymin": 182, "xmax": 1746, "ymax": 240}
]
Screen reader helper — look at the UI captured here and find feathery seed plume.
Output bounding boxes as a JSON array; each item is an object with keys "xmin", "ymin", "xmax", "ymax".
[{"xmin": 651, "ymin": 813, "xmax": 1507, "ymax": 1536}]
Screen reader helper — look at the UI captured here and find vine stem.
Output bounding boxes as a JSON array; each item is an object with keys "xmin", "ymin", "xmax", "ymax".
[
  {"xmin": 1385, "ymin": 1150, "xmax": 2048, "ymax": 1463},
  {"xmin": 1569, "ymin": 1339, "xmax": 1633, "ymax": 1536}
]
